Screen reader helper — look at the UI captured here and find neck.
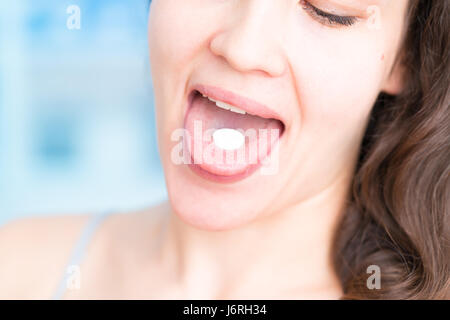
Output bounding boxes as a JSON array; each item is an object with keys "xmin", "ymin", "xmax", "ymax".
[{"xmin": 158, "ymin": 176, "xmax": 350, "ymax": 299}]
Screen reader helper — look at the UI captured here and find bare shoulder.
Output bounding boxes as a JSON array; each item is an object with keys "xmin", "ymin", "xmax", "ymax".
[
  {"xmin": 0, "ymin": 213, "xmax": 92, "ymax": 299},
  {"xmin": 0, "ymin": 202, "xmax": 170, "ymax": 299}
]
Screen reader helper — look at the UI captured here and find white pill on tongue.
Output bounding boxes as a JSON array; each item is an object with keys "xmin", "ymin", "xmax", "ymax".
[{"xmin": 213, "ymin": 128, "xmax": 245, "ymax": 150}]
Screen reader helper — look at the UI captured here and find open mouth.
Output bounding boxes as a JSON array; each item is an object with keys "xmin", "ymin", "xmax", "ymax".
[{"xmin": 183, "ymin": 85, "xmax": 285, "ymax": 183}]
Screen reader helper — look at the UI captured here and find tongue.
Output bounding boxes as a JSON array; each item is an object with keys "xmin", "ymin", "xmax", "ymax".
[{"xmin": 184, "ymin": 93, "xmax": 283, "ymax": 176}]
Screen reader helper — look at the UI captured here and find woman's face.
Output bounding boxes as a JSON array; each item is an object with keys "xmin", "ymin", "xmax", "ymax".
[{"xmin": 148, "ymin": 0, "xmax": 408, "ymax": 230}]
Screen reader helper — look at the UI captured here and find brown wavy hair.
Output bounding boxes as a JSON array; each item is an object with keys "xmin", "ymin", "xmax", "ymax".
[{"xmin": 332, "ymin": 0, "xmax": 450, "ymax": 299}]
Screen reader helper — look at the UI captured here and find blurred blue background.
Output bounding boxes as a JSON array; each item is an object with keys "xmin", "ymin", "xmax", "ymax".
[{"xmin": 0, "ymin": 0, "xmax": 167, "ymax": 226}]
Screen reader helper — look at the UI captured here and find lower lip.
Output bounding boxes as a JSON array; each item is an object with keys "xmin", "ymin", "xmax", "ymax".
[
  {"xmin": 183, "ymin": 90, "xmax": 282, "ymax": 184},
  {"xmin": 187, "ymin": 158, "xmax": 263, "ymax": 184}
]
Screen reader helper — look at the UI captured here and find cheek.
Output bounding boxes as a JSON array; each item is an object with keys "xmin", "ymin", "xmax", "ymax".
[
  {"xmin": 148, "ymin": 1, "xmax": 222, "ymax": 131},
  {"xmin": 148, "ymin": 1, "xmax": 200, "ymax": 148},
  {"xmin": 289, "ymin": 30, "xmax": 385, "ymax": 136},
  {"xmin": 149, "ymin": 1, "xmax": 194, "ymax": 67},
  {"xmin": 148, "ymin": 0, "xmax": 220, "ymax": 76}
]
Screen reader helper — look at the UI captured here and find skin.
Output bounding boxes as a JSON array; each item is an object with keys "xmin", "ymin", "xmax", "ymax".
[{"xmin": 0, "ymin": 0, "xmax": 408, "ymax": 299}]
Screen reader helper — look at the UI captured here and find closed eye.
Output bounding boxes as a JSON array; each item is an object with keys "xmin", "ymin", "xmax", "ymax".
[{"xmin": 300, "ymin": 0, "xmax": 358, "ymax": 27}]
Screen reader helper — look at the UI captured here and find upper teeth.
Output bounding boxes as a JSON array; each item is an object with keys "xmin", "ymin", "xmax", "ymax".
[{"xmin": 202, "ymin": 94, "xmax": 247, "ymax": 115}]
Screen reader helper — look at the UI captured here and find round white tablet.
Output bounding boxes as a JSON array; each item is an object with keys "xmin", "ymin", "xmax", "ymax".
[{"xmin": 213, "ymin": 128, "xmax": 245, "ymax": 150}]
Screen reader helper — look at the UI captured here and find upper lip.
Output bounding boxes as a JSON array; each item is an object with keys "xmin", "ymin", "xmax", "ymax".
[{"xmin": 191, "ymin": 84, "xmax": 284, "ymax": 123}]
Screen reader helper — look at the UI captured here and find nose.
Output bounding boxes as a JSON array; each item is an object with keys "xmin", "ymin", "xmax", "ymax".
[{"xmin": 209, "ymin": 0, "xmax": 287, "ymax": 78}]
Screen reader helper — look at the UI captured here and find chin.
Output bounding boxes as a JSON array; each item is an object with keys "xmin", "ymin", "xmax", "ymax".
[{"xmin": 164, "ymin": 164, "xmax": 276, "ymax": 231}]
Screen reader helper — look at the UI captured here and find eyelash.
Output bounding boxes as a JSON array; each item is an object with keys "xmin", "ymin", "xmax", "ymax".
[{"xmin": 299, "ymin": 0, "xmax": 358, "ymax": 27}]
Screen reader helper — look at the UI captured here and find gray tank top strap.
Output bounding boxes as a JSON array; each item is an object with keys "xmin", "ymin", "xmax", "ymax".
[{"xmin": 52, "ymin": 210, "xmax": 113, "ymax": 300}]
